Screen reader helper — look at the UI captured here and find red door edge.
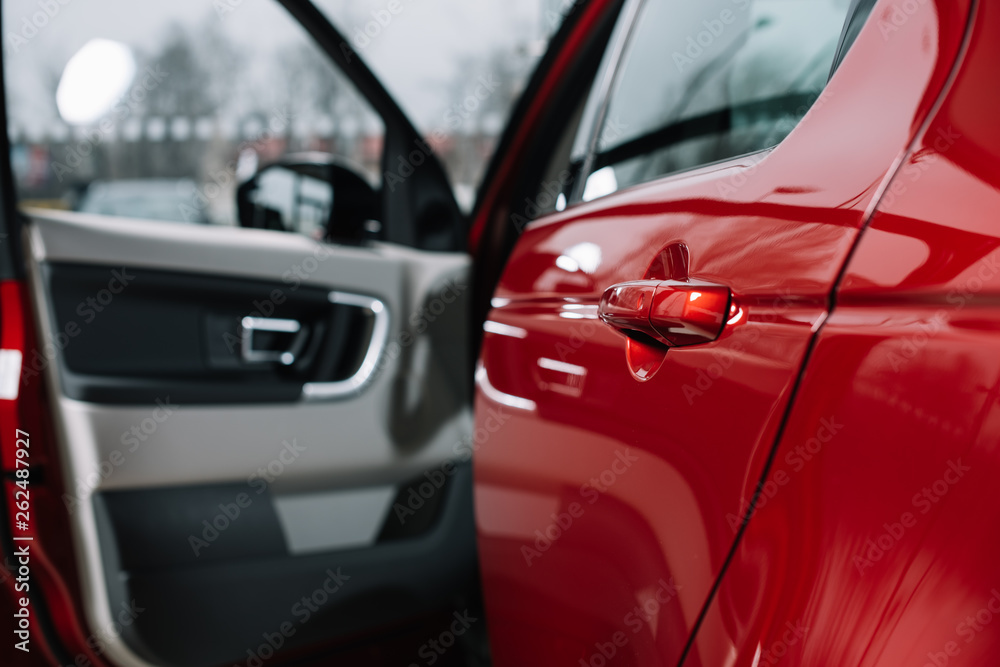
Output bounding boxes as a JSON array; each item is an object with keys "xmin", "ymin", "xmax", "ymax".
[
  {"xmin": 468, "ymin": 0, "xmax": 618, "ymax": 256},
  {"xmin": 2, "ymin": 278, "xmax": 115, "ymax": 666}
]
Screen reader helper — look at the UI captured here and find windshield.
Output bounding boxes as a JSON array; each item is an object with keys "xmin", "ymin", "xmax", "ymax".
[{"xmin": 312, "ymin": 0, "xmax": 564, "ymax": 209}]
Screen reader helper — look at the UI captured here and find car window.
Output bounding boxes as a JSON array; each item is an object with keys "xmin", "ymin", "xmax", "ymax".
[
  {"xmin": 4, "ymin": 0, "xmax": 384, "ymax": 230},
  {"xmin": 312, "ymin": 0, "xmax": 565, "ymax": 211},
  {"xmin": 580, "ymin": 0, "xmax": 853, "ymax": 201}
]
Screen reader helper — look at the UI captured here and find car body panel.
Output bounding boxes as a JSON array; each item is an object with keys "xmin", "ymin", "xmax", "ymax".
[
  {"xmin": 684, "ymin": 0, "xmax": 1000, "ymax": 664},
  {"xmin": 472, "ymin": 0, "xmax": 974, "ymax": 664}
]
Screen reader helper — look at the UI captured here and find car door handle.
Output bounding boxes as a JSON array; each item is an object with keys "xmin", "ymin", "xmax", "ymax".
[
  {"xmin": 241, "ymin": 316, "xmax": 306, "ymax": 365},
  {"xmin": 598, "ymin": 280, "xmax": 731, "ymax": 347}
]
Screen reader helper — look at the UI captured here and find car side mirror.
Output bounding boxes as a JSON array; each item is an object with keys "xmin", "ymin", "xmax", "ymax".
[{"xmin": 236, "ymin": 153, "xmax": 381, "ymax": 244}]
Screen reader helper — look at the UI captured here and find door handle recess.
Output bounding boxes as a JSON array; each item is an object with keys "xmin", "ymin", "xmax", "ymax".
[
  {"xmin": 599, "ymin": 280, "xmax": 730, "ymax": 347},
  {"xmin": 241, "ymin": 317, "xmax": 306, "ymax": 365},
  {"xmin": 302, "ymin": 292, "xmax": 390, "ymax": 401}
]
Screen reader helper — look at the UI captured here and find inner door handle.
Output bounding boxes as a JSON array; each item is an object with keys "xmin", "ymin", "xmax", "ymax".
[
  {"xmin": 241, "ymin": 316, "xmax": 305, "ymax": 365},
  {"xmin": 598, "ymin": 280, "xmax": 731, "ymax": 347}
]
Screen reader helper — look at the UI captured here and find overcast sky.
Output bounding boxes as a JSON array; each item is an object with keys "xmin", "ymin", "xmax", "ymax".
[
  {"xmin": 315, "ymin": 0, "xmax": 555, "ymax": 126},
  {"xmin": 3, "ymin": 0, "xmax": 558, "ymax": 133}
]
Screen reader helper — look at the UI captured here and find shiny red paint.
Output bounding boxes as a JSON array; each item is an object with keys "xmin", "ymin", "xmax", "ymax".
[
  {"xmin": 686, "ymin": 0, "xmax": 1000, "ymax": 664},
  {"xmin": 473, "ymin": 0, "xmax": 974, "ymax": 665}
]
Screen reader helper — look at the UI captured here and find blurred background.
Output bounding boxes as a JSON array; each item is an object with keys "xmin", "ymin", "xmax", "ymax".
[{"xmin": 4, "ymin": 0, "xmax": 569, "ymax": 222}]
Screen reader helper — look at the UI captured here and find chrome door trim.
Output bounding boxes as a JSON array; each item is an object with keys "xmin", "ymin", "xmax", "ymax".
[{"xmin": 301, "ymin": 291, "xmax": 390, "ymax": 400}]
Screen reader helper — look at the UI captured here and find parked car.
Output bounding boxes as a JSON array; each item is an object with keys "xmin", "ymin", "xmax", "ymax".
[{"xmin": 1, "ymin": 0, "xmax": 999, "ymax": 666}]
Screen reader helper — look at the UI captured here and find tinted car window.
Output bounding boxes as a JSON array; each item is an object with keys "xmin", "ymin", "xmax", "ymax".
[{"xmin": 582, "ymin": 0, "xmax": 853, "ymax": 200}]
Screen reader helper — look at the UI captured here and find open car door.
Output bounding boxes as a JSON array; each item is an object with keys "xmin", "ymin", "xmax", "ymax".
[{"xmin": 0, "ymin": 2, "xmax": 485, "ymax": 665}]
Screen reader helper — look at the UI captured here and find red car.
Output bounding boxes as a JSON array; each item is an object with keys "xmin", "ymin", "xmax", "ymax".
[{"xmin": 2, "ymin": 0, "xmax": 999, "ymax": 665}]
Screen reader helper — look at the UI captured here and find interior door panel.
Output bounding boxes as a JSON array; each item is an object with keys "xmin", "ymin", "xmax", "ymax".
[
  {"xmin": 41, "ymin": 263, "xmax": 370, "ymax": 404},
  {"xmin": 21, "ymin": 209, "xmax": 475, "ymax": 667}
]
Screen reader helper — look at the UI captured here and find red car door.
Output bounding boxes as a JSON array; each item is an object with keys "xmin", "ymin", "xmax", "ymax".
[
  {"xmin": 471, "ymin": 0, "xmax": 972, "ymax": 665},
  {"xmin": 688, "ymin": 0, "xmax": 1000, "ymax": 664}
]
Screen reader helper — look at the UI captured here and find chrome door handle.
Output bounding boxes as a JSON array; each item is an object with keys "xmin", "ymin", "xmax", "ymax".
[
  {"xmin": 302, "ymin": 292, "xmax": 390, "ymax": 401},
  {"xmin": 240, "ymin": 316, "xmax": 305, "ymax": 365}
]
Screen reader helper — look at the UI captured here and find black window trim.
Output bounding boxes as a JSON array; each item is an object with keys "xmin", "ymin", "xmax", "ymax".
[
  {"xmin": 569, "ymin": 0, "xmax": 646, "ymax": 202},
  {"xmin": 591, "ymin": 90, "xmax": 822, "ymax": 173},
  {"xmin": 829, "ymin": 0, "xmax": 879, "ymax": 78}
]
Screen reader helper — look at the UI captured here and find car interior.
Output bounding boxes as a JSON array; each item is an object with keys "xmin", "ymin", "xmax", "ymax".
[{"xmin": 4, "ymin": 1, "xmax": 485, "ymax": 664}]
